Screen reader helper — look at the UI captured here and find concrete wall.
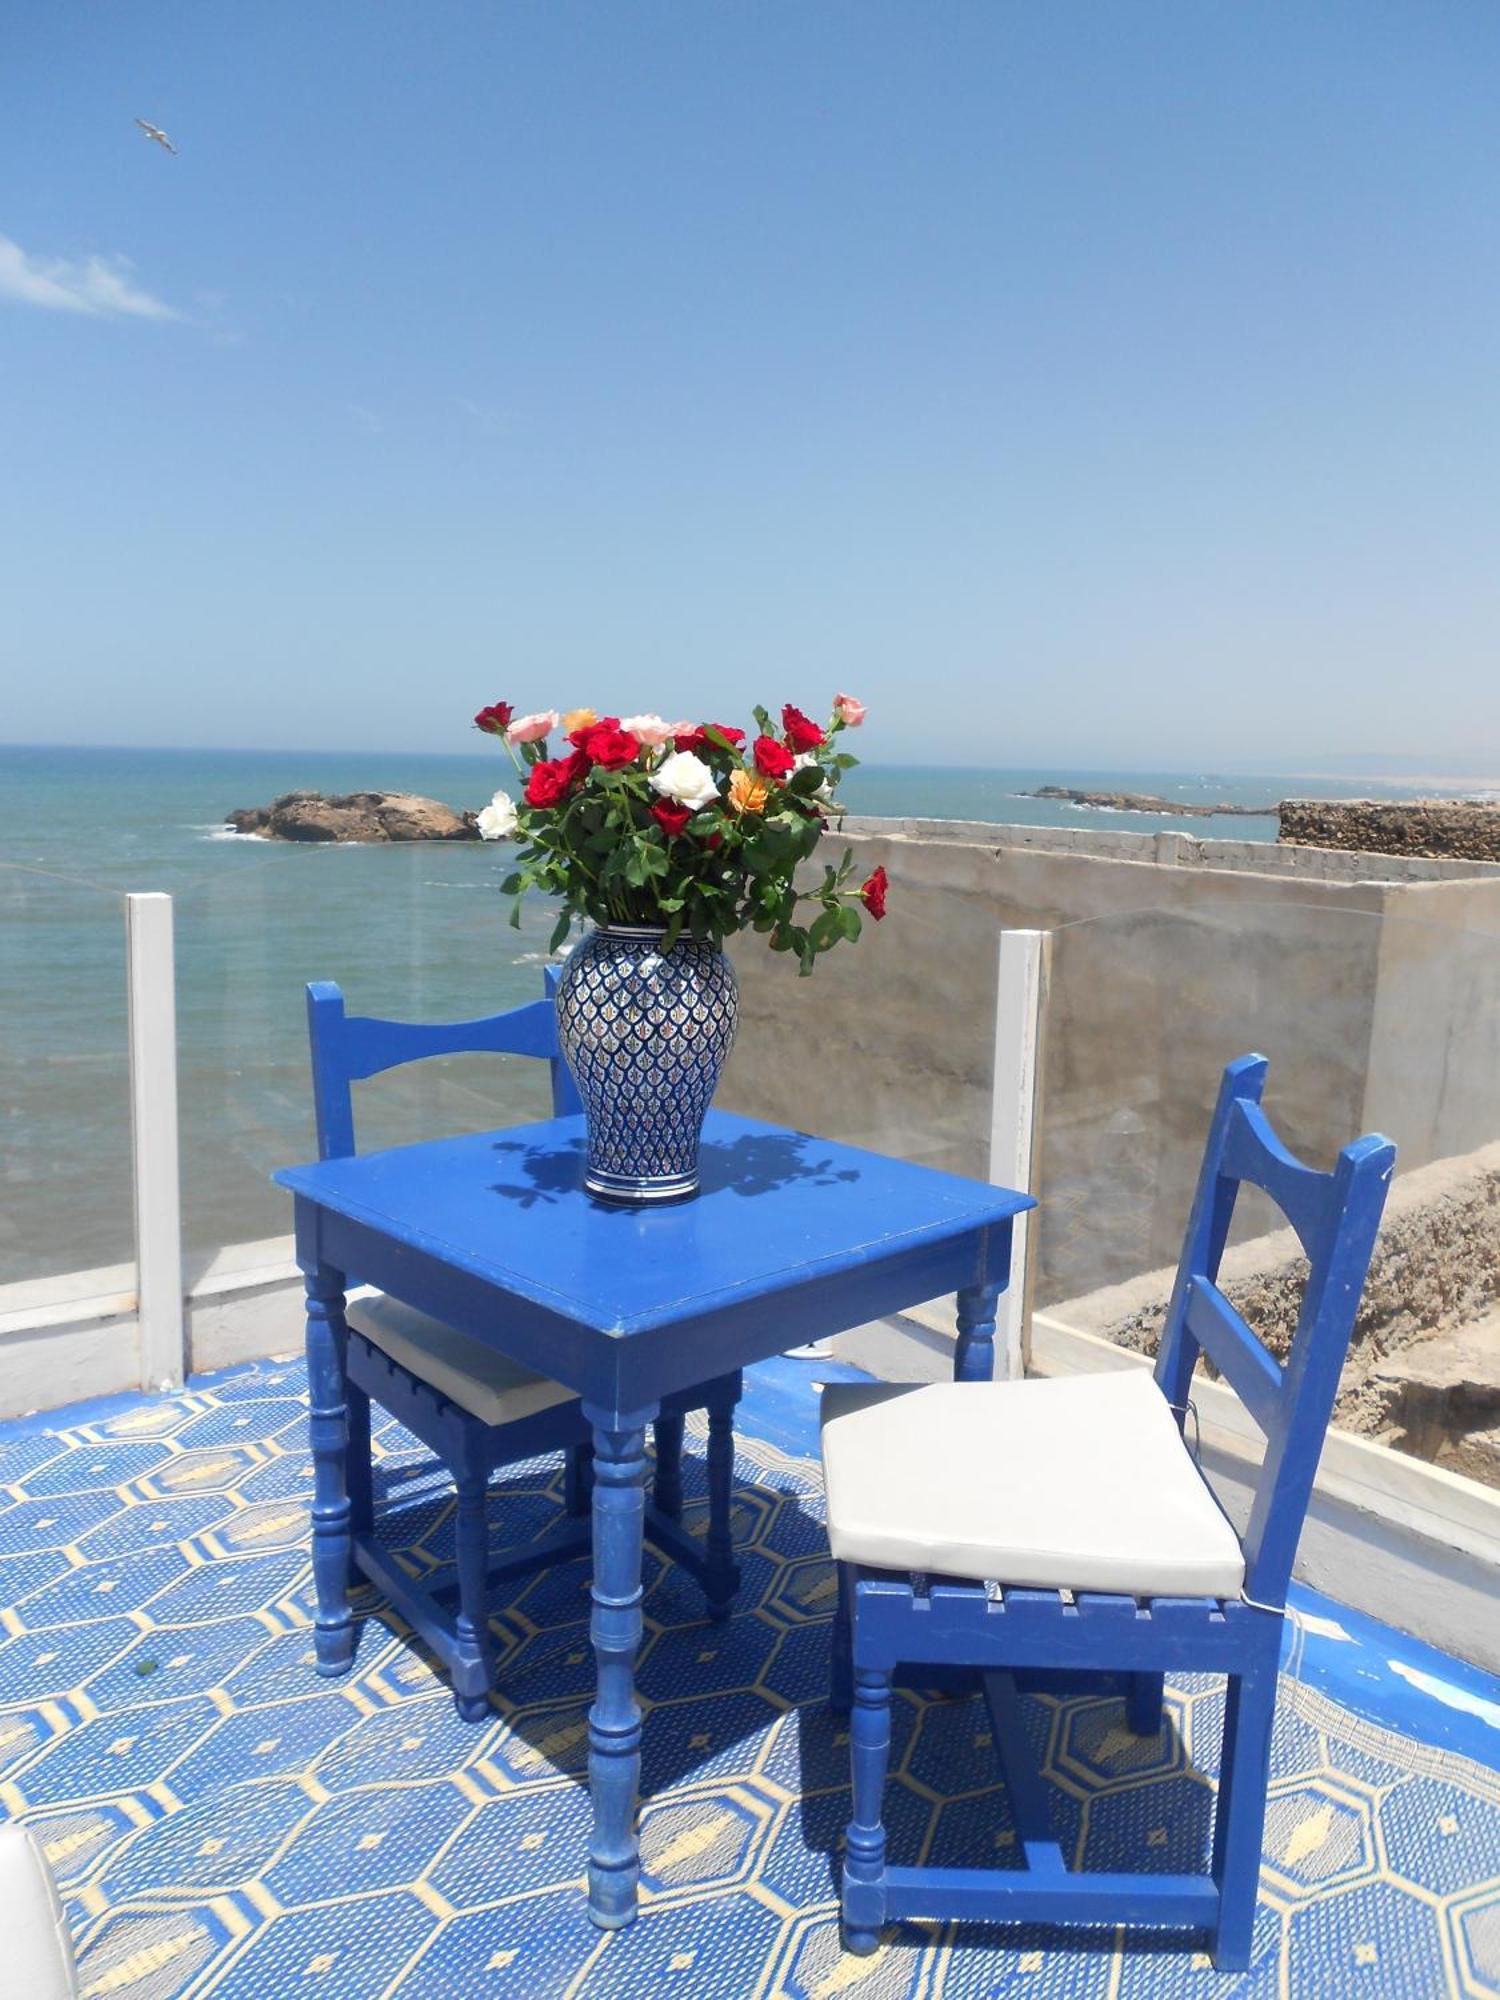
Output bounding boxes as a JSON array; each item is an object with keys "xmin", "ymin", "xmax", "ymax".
[{"xmin": 722, "ymin": 819, "xmax": 1500, "ymax": 1303}]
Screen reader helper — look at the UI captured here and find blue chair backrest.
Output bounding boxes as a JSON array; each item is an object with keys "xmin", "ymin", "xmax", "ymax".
[
  {"xmin": 306, "ymin": 966, "xmax": 582, "ymax": 1162},
  {"xmin": 1154, "ymin": 1054, "xmax": 1395, "ymax": 1606}
]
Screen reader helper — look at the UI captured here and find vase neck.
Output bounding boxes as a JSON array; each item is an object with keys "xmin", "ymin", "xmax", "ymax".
[{"xmin": 597, "ymin": 923, "xmax": 668, "ymax": 941}]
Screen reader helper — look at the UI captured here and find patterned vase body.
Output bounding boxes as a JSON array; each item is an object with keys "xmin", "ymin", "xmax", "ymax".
[{"xmin": 555, "ymin": 924, "xmax": 739, "ymax": 1203}]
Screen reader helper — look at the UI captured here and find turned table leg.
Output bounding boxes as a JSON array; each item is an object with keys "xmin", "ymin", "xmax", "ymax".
[
  {"xmin": 954, "ymin": 1281, "xmax": 1003, "ymax": 1384},
  {"xmin": 583, "ymin": 1402, "xmax": 655, "ymax": 1929},
  {"xmin": 304, "ymin": 1263, "xmax": 355, "ymax": 1675}
]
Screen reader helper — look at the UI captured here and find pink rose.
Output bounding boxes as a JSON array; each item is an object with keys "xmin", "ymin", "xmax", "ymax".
[
  {"xmin": 620, "ymin": 713, "xmax": 674, "ymax": 747},
  {"xmin": 506, "ymin": 709, "xmax": 559, "ymax": 745},
  {"xmin": 833, "ymin": 692, "xmax": 866, "ymax": 727}
]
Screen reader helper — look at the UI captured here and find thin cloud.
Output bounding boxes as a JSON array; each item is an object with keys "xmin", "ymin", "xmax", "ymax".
[
  {"xmin": 457, "ymin": 397, "xmax": 510, "ymax": 438},
  {"xmin": 0, "ymin": 234, "xmax": 179, "ymax": 321},
  {"xmin": 346, "ymin": 403, "xmax": 385, "ymax": 434}
]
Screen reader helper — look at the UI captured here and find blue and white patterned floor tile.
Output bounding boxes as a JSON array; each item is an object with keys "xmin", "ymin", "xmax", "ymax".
[{"xmin": 0, "ymin": 1356, "xmax": 1495, "ymax": 1997}]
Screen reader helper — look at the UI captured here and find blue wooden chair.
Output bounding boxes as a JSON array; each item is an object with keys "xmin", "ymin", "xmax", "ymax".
[
  {"xmin": 306, "ymin": 974, "xmax": 742, "ymax": 1721},
  {"xmin": 819, "ymin": 1054, "xmax": 1394, "ymax": 1970}
]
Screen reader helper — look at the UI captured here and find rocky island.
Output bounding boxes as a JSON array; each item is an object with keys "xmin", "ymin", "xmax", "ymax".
[
  {"xmin": 225, "ymin": 790, "xmax": 480, "ymax": 842},
  {"xmin": 1024, "ymin": 785, "xmax": 1275, "ymax": 817}
]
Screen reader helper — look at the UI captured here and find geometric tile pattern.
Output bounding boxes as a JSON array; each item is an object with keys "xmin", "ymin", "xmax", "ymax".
[{"xmin": 0, "ymin": 1359, "xmax": 1497, "ymax": 1998}]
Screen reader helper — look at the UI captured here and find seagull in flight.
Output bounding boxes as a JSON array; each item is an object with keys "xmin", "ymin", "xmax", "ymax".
[{"xmin": 135, "ymin": 118, "xmax": 179, "ymax": 156}]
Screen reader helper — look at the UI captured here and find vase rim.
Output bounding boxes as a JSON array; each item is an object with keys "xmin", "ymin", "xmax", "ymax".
[{"xmin": 596, "ymin": 922, "xmax": 670, "ymax": 940}]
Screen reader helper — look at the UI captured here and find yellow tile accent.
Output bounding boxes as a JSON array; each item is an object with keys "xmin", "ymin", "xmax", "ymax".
[
  {"xmin": 81, "ymin": 1925, "xmax": 206, "ymax": 1995},
  {"xmin": 1280, "ymin": 1803, "xmax": 1337, "ymax": 1869}
]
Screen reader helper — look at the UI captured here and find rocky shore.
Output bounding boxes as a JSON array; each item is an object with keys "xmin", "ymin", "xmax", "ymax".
[
  {"xmin": 226, "ymin": 791, "xmax": 480, "ymax": 842},
  {"xmin": 1279, "ymin": 798, "xmax": 1500, "ymax": 863},
  {"xmin": 1024, "ymin": 785, "xmax": 1275, "ymax": 817}
]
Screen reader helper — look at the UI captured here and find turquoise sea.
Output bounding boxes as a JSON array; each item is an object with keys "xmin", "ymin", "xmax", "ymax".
[{"xmin": 0, "ymin": 745, "xmax": 1429, "ymax": 1285}]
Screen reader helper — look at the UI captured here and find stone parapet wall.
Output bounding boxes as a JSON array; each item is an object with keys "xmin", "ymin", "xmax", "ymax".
[
  {"xmin": 1280, "ymin": 798, "xmax": 1500, "ymax": 863},
  {"xmin": 843, "ymin": 815, "xmax": 1500, "ymax": 881}
]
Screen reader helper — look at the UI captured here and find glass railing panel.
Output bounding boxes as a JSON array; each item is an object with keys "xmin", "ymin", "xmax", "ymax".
[
  {"xmin": 1035, "ymin": 899, "xmax": 1390, "ymax": 1310},
  {"xmin": 0, "ymin": 867, "xmax": 133, "ymax": 1290},
  {"xmin": 173, "ymin": 842, "xmax": 561, "ymax": 1261},
  {"xmin": 1035, "ymin": 899, "xmax": 1500, "ymax": 1488}
]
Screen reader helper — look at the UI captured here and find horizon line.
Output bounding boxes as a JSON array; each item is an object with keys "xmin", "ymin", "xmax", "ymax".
[{"xmin": 6, "ymin": 738, "xmax": 1500, "ymax": 785}]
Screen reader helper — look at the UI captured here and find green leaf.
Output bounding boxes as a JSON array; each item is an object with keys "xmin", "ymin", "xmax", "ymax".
[
  {"xmin": 808, "ymin": 908, "xmax": 842, "ymax": 953},
  {"xmin": 548, "ymin": 909, "xmax": 573, "ymax": 953}
]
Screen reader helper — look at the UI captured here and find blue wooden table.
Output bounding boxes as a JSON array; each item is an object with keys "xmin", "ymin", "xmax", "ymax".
[{"xmin": 276, "ymin": 1108, "xmax": 1031, "ymax": 1929}]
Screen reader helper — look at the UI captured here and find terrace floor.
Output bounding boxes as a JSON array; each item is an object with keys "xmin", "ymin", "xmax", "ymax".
[{"xmin": 0, "ymin": 1354, "xmax": 1497, "ymax": 1999}]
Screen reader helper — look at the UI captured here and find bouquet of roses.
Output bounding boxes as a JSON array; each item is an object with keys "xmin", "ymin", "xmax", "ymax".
[{"xmin": 473, "ymin": 696, "xmax": 887, "ymax": 973}]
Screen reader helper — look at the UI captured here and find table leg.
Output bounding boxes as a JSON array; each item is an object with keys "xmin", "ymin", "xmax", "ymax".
[
  {"xmin": 954, "ymin": 1282, "xmax": 1002, "ymax": 1383},
  {"xmin": 651, "ymin": 1412, "xmax": 684, "ymax": 1519},
  {"xmin": 583, "ymin": 1402, "xmax": 655, "ymax": 1929},
  {"xmin": 305, "ymin": 1264, "xmax": 355, "ymax": 1675},
  {"xmin": 704, "ymin": 1381, "xmax": 740, "ymax": 1622}
]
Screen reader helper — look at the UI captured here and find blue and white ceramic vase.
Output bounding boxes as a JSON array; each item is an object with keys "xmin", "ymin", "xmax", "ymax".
[{"xmin": 555, "ymin": 924, "xmax": 739, "ymax": 1203}]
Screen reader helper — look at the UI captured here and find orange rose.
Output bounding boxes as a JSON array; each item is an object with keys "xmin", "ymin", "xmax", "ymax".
[
  {"xmin": 728, "ymin": 769, "xmax": 769, "ymax": 815},
  {"xmin": 561, "ymin": 707, "xmax": 597, "ymax": 734}
]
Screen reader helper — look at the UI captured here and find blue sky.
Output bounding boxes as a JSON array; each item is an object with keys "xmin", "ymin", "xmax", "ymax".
[{"xmin": 3, "ymin": 2, "xmax": 1498, "ymax": 771}]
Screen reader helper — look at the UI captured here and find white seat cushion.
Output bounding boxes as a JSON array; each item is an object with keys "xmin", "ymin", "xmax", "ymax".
[
  {"xmin": 0, "ymin": 1823, "xmax": 80, "ymax": 1999},
  {"xmin": 820, "ymin": 1371, "xmax": 1246, "ymax": 1599},
  {"xmin": 345, "ymin": 1294, "xmax": 578, "ymax": 1429}
]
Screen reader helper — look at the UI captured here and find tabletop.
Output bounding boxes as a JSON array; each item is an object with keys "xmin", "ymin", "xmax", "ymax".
[{"xmin": 277, "ymin": 1109, "xmax": 1030, "ymax": 1328}]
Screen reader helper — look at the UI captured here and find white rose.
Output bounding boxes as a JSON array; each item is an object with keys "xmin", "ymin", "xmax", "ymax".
[
  {"xmin": 650, "ymin": 750, "xmax": 719, "ymax": 811},
  {"xmin": 476, "ymin": 790, "xmax": 520, "ymax": 840},
  {"xmin": 620, "ymin": 712, "xmax": 674, "ymax": 747}
]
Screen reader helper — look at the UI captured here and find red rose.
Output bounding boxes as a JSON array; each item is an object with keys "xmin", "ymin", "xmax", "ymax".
[
  {"xmin": 673, "ymin": 723, "xmax": 746, "ymax": 754},
  {"xmin": 525, "ymin": 752, "xmax": 587, "ymax": 808},
  {"xmin": 782, "ymin": 704, "xmax": 825, "ymax": 752},
  {"xmin": 860, "ymin": 866, "xmax": 889, "ymax": 921},
  {"xmin": 474, "ymin": 701, "xmax": 514, "ymax": 735},
  {"xmin": 651, "ymin": 799, "xmax": 693, "ymax": 838},
  {"xmin": 569, "ymin": 713, "xmax": 614, "ymax": 752},
  {"xmin": 753, "ymin": 734, "xmax": 795, "ymax": 780},
  {"xmin": 580, "ymin": 722, "xmax": 641, "ymax": 769}
]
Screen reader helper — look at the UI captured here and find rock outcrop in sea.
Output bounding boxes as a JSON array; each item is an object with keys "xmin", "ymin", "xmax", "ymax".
[
  {"xmin": 1025, "ymin": 785, "xmax": 1274, "ymax": 817},
  {"xmin": 225, "ymin": 791, "xmax": 480, "ymax": 842}
]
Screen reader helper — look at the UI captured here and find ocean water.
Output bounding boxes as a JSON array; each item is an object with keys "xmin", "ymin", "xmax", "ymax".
[{"xmin": 0, "ymin": 744, "xmax": 1417, "ymax": 1284}]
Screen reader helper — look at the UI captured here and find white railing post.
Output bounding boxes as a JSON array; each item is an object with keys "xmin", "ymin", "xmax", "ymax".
[
  {"xmin": 127, "ymin": 892, "xmax": 185, "ymax": 1392},
  {"xmin": 989, "ymin": 928, "xmax": 1051, "ymax": 1378}
]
